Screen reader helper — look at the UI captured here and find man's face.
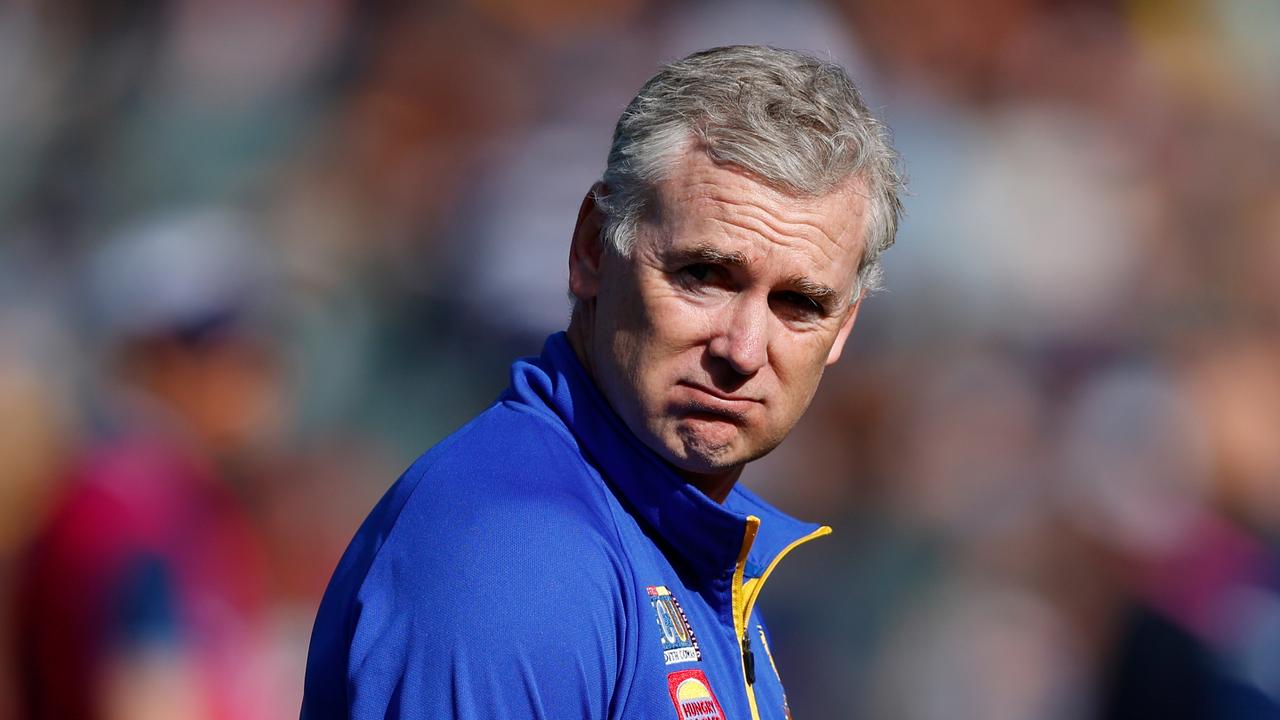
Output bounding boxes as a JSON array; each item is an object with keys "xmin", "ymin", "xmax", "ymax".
[{"xmin": 572, "ymin": 149, "xmax": 868, "ymax": 483}]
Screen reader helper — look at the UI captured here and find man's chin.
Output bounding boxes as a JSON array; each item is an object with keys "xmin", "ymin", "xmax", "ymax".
[{"xmin": 666, "ymin": 420, "xmax": 751, "ymax": 473}]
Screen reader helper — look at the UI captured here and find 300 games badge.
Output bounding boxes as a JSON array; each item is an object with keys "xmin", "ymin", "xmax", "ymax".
[{"xmin": 646, "ymin": 585, "xmax": 702, "ymax": 665}]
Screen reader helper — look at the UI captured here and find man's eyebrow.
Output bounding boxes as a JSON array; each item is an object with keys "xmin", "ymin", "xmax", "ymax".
[{"xmin": 667, "ymin": 244, "xmax": 748, "ymax": 267}]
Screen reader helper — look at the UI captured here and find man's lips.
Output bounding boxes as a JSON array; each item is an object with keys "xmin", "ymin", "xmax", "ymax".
[{"xmin": 675, "ymin": 381, "xmax": 762, "ymax": 417}]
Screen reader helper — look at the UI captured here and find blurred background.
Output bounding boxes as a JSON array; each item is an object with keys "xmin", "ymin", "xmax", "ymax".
[{"xmin": 1, "ymin": 0, "xmax": 1277, "ymax": 717}]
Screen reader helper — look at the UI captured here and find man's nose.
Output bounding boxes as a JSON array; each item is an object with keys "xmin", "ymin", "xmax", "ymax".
[{"xmin": 708, "ymin": 296, "xmax": 768, "ymax": 377}]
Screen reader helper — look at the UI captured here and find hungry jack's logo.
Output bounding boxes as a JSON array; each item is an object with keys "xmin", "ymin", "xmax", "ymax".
[
  {"xmin": 647, "ymin": 585, "xmax": 702, "ymax": 665},
  {"xmin": 667, "ymin": 669, "xmax": 726, "ymax": 720}
]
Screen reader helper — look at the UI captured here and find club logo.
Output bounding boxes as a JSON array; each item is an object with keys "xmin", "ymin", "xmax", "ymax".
[
  {"xmin": 667, "ymin": 669, "xmax": 726, "ymax": 720},
  {"xmin": 647, "ymin": 585, "xmax": 701, "ymax": 665}
]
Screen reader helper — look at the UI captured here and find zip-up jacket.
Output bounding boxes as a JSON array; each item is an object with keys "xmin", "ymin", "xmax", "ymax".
[{"xmin": 301, "ymin": 332, "xmax": 830, "ymax": 719}]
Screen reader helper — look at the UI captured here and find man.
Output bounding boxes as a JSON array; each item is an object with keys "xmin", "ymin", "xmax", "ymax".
[{"xmin": 301, "ymin": 45, "xmax": 903, "ymax": 719}]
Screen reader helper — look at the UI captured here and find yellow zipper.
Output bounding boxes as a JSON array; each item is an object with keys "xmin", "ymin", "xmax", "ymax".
[{"xmin": 731, "ymin": 516, "xmax": 833, "ymax": 720}]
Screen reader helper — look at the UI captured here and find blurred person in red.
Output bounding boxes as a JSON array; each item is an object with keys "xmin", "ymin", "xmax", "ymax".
[{"xmin": 10, "ymin": 208, "xmax": 285, "ymax": 720}]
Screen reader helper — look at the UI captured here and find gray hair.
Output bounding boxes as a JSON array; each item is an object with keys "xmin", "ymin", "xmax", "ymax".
[{"xmin": 596, "ymin": 45, "xmax": 904, "ymax": 298}]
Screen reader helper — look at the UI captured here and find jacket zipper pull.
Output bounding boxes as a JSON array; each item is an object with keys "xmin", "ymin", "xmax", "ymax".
[{"xmin": 741, "ymin": 632, "xmax": 756, "ymax": 685}]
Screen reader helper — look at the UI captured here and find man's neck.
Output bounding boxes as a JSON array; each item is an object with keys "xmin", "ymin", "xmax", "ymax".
[
  {"xmin": 566, "ymin": 313, "xmax": 597, "ymax": 389},
  {"xmin": 683, "ymin": 466, "xmax": 743, "ymax": 504}
]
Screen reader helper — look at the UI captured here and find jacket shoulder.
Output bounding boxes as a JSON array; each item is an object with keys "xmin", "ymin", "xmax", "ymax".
[
  {"xmin": 352, "ymin": 403, "xmax": 635, "ymax": 716},
  {"xmin": 403, "ymin": 399, "xmax": 614, "ymax": 531}
]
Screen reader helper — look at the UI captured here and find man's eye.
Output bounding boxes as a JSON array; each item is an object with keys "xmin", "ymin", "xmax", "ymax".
[
  {"xmin": 680, "ymin": 264, "xmax": 716, "ymax": 283},
  {"xmin": 773, "ymin": 292, "xmax": 822, "ymax": 317}
]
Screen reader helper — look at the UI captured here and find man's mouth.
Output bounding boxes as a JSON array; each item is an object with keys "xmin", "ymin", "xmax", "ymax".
[{"xmin": 675, "ymin": 382, "xmax": 760, "ymax": 421}]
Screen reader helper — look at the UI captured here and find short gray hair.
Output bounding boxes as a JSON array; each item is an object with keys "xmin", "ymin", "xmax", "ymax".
[{"xmin": 596, "ymin": 45, "xmax": 904, "ymax": 298}]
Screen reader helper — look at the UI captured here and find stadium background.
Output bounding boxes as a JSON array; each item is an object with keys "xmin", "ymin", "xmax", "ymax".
[{"xmin": 1, "ymin": 0, "xmax": 1278, "ymax": 717}]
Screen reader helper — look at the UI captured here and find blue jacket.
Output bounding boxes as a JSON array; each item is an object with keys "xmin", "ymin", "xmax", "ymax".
[{"xmin": 301, "ymin": 333, "xmax": 830, "ymax": 719}]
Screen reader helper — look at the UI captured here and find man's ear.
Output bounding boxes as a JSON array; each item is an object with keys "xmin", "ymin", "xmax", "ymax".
[
  {"xmin": 569, "ymin": 182, "xmax": 608, "ymax": 302},
  {"xmin": 825, "ymin": 292, "xmax": 863, "ymax": 366}
]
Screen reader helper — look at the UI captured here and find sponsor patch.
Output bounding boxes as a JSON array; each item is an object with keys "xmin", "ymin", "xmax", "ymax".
[
  {"xmin": 667, "ymin": 669, "xmax": 726, "ymax": 720},
  {"xmin": 647, "ymin": 585, "xmax": 702, "ymax": 665}
]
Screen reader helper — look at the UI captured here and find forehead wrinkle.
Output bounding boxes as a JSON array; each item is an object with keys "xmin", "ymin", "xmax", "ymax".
[
  {"xmin": 656, "ymin": 150, "xmax": 866, "ymax": 274},
  {"xmin": 706, "ymin": 212, "xmax": 842, "ymax": 267},
  {"xmin": 685, "ymin": 183, "xmax": 861, "ymax": 269}
]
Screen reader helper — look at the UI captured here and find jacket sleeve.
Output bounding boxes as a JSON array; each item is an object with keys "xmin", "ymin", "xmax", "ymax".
[{"xmin": 340, "ymin": 493, "xmax": 631, "ymax": 720}]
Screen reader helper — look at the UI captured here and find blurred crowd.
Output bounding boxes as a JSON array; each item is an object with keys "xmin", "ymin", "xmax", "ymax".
[{"xmin": 0, "ymin": 0, "xmax": 1277, "ymax": 717}]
